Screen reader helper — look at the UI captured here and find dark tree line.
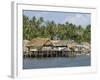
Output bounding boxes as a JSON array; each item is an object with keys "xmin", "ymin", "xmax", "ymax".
[{"xmin": 23, "ymin": 15, "xmax": 91, "ymax": 43}]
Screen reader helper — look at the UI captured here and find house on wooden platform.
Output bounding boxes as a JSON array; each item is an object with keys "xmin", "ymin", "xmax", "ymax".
[
  {"xmin": 23, "ymin": 40, "xmax": 30, "ymax": 55},
  {"xmin": 26, "ymin": 37, "xmax": 53, "ymax": 51},
  {"xmin": 65, "ymin": 40, "xmax": 78, "ymax": 51},
  {"xmin": 51, "ymin": 40, "xmax": 80, "ymax": 51},
  {"xmin": 80, "ymin": 42, "xmax": 91, "ymax": 54},
  {"xmin": 51, "ymin": 40, "xmax": 68, "ymax": 51}
]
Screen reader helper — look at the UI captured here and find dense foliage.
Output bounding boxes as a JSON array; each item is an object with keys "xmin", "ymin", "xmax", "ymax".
[{"xmin": 23, "ymin": 15, "xmax": 91, "ymax": 43}]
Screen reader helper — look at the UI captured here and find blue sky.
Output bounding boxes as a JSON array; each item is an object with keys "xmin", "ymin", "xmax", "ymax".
[{"xmin": 23, "ymin": 10, "xmax": 91, "ymax": 27}]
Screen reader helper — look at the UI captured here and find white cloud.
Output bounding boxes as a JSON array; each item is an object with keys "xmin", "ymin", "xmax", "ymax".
[
  {"xmin": 64, "ymin": 13, "xmax": 91, "ymax": 27},
  {"xmin": 24, "ymin": 10, "xmax": 91, "ymax": 27}
]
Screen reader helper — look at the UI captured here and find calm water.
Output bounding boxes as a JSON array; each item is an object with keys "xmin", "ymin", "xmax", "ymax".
[{"xmin": 23, "ymin": 55, "xmax": 90, "ymax": 69}]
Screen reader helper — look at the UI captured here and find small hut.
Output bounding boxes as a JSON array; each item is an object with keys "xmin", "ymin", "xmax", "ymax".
[
  {"xmin": 23, "ymin": 40, "xmax": 30, "ymax": 54},
  {"xmin": 26, "ymin": 37, "xmax": 53, "ymax": 51},
  {"xmin": 51, "ymin": 40, "xmax": 68, "ymax": 51},
  {"xmin": 80, "ymin": 42, "xmax": 91, "ymax": 54},
  {"xmin": 66, "ymin": 40, "xmax": 78, "ymax": 51}
]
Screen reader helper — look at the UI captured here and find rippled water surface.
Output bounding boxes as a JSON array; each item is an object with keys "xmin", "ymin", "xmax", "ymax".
[{"xmin": 23, "ymin": 55, "xmax": 90, "ymax": 69}]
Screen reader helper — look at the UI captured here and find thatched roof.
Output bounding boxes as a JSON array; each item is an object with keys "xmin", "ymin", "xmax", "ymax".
[
  {"xmin": 27, "ymin": 37, "xmax": 53, "ymax": 47},
  {"xmin": 80, "ymin": 42, "xmax": 90, "ymax": 46},
  {"xmin": 51, "ymin": 40, "xmax": 78, "ymax": 48},
  {"xmin": 23, "ymin": 40, "xmax": 30, "ymax": 52},
  {"xmin": 23, "ymin": 40, "xmax": 30, "ymax": 45},
  {"xmin": 67, "ymin": 40, "xmax": 78, "ymax": 48},
  {"xmin": 51, "ymin": 40, "xmax": 68, "ymax": 47},
  {"xmin": 67, "ymin": 43, "xmax": 77, "ymax": 48}
]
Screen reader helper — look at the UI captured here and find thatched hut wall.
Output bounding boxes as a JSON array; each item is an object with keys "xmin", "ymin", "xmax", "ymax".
[{"xmin": 23, "ymin": 40, "xmax": 30, "ymax": 54}]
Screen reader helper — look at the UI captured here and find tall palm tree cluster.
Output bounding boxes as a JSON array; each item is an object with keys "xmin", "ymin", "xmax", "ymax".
[{"xmin": 23, "ymin": 15, "xmax": 91, "ymax": 43}]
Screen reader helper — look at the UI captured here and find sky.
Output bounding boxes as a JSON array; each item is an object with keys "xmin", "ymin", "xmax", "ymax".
[{"xmin": 23, "ymin": 10, "xmax": 91, "ymax": 27}]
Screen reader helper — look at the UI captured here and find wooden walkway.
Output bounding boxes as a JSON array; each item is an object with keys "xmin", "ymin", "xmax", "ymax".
[{"xmin": 24, "ymin": 51, "xmax": 82, "ymax": 58}]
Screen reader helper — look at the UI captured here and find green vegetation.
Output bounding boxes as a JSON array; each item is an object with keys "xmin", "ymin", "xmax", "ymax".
[{"xmin": 23, "ymin": 15, "xmax": 91, "ymax": 43}]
